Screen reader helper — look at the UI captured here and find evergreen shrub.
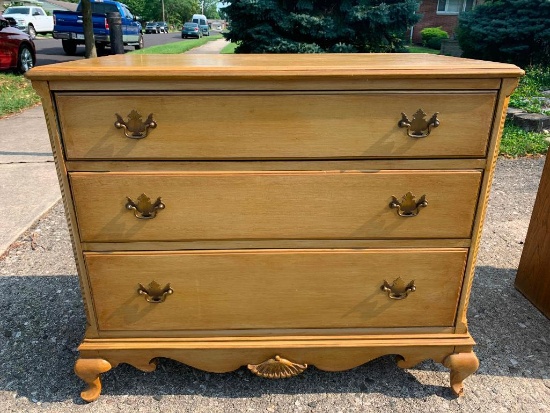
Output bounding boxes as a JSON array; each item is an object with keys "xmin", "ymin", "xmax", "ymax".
[
  {"xmin": 420, "ymin": 27, "xmax": 449, "ymax": 50},
  {"xmin": 222, "ymin": 0, "xmax": 421, "ymax": 54},
  {"xmin": 457, "ymin": 0, "xmax": 550, "ymax": 67}
]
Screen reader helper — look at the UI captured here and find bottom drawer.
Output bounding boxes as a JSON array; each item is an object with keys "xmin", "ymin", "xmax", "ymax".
[{"xmin": 84, "ymin": 249, "xmax": 467, "ymax": 331}]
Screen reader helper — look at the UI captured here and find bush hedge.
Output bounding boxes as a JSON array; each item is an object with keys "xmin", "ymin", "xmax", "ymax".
[
  {"xmin": 457, "ymin": 0, "xmax": 550, "ymax": 67},
  {"xmin": 420, "ymin": 27, "xmax": 449, "ymax": 50},
  {"xmin": 222, "ymin": 0, "xmax": 421, "ymax": 54}
]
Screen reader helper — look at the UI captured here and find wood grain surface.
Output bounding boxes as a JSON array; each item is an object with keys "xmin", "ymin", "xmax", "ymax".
[
  {"xmin": 27, "ymin": 53, "xmax": 523, "ymax": 399},
  {"xmin": 516, "ymin": 155, "xmax": 550, "ymax": 318},
  {"xmin": 69, "ymin": 170, "xmax": 482, "ymax": 242},
  {"xmin": 84, "ymin": 248, "xmax": 467, "ymax": 331},
  {"xmin": 26, "ymin": 53, "xmax": 523, "ymax": 81},
  {"xmin": 56, "ymin": 92, "xmax": 496, "ymax": 160}
]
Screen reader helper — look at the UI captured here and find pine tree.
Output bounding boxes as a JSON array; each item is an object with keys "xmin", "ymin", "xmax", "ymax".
[
  {"xmin": 222, "ymin": 0, "xmax": 420, "ymax": 53},
  {"xmin": 457, "ymin": 0, "xmax": 550, "ymax": 67}
]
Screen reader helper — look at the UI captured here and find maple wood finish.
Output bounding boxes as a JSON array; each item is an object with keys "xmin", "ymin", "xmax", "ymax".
[
  {"xmin": 56, "ymin": 92, "xmax": 496, "ymax": 159},
  {"xmin": 516, "ymin": 154, "xmax": 550, "ymax": 318},
  {"xmin": 27, "ymin": 54, "xmax": 522, "ymax": 401},
  {"xmin": 443, "ymin": 352, "xmax": 481, "ymax": 397},
  {"xmin": 70, "ymin": 171, "xmax": 482, "ymax": 242},
  {"xmin": 85, "ymin": 249, "xmax": 467, "ymax": 331}
]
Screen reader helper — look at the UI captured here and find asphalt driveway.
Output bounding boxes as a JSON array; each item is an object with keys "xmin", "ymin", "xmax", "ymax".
[{"xmin": 0, "ymin": 157, "xmax": 548, "ymax": 412}]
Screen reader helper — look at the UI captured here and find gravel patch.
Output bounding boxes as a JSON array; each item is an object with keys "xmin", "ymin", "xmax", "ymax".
[{"xmin": 0, "ymin": 158, "xmax": 549, "ymax": 412}]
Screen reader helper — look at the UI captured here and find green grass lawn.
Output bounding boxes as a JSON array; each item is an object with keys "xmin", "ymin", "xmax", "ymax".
[
  {"xmin": 509, "ymin": 66, "xmax": 550, "ymax": 116},
  {"xmin": 131, "ymin": 34, "xmax": 223, "ymax": 54},
  {"xmin": 0, "ymin": 73, "xmax": 40, "ymax": 118},
  {"xmin": 405, "ymin": 45, "xmax": 440, "ymax": 54},
  {"xmin": 220, "ymin": 41, "xmax": 238, "ymax": 54},
  {"xmin": 501, "ymin": 123, "xmax": 549, "ymax": 157},
  {"xmin": 502, "ymin": 65, "xmax": 550, "ymax": 156}
]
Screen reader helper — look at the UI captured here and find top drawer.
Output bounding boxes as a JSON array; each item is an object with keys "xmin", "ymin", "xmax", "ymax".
[{"xmin": 55, "ymin": 92, "xmax": 496, "ymax": 160}]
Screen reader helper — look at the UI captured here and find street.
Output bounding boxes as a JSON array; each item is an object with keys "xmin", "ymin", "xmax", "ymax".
[{"xmin": 33, "ymin": 32, "xmax": 196, "ymax": 66}]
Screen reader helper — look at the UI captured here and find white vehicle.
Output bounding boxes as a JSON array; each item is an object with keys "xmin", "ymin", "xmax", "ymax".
[
  {"xmin": 2, "ymin": 6, "xmax": 53, "ymax": 39},
  {"xmin": 192, "ymin": 14, "xmax": 207, "ymax": 25},
  {"xmin": 192, "ymin": 13, "xmax": 209, "ymax": 35}
]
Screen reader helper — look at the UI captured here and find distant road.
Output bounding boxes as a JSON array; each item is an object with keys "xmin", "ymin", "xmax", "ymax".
[{"xmin": 33, "ymin": 32, "xmax": 191, "ymax": 66}]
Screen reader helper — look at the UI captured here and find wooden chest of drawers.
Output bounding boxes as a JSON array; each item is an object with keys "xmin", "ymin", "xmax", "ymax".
[{"xmin": 28, "ymin": 54, "xmax": 522, "ymax": 401}]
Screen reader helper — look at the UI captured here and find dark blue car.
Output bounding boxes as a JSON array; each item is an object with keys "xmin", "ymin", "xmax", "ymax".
[{"xmin": 53, "ymin": 0, "xmax": 143, "ymax": 55}]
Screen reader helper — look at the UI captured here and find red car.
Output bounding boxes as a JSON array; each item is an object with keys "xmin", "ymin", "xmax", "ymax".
[{"xmin": 0, "ymin": 15, "xmax": 36, "ymax": 73}]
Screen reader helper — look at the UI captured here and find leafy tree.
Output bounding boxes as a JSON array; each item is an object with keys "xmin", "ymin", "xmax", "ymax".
[
  {"xmin": 203, "ymin": 0, "xmax": 221, "ymax": 19},
  {"xmin": 457, "ymin": 0, "xmax": 550, "ymax": 67},
  {"xmin": 124, "ymin": 0, "xmax": 147, "ymax": 17},
  {"xmin": 222, "ymin": 0, "xmax": 420, "ymax": 53},
  {"xmin": 120, "ymin": 0, "xmax": 199, "ymax": 26},
  {"xmin": 166, "ymin": 0, "xmax": 200, "ymax": 25}
]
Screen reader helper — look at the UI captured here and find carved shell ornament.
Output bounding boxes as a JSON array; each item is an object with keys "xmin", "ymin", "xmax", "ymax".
[{"xmin": 248, "ymin": 355, "xmax": 308, "ymax": 379}]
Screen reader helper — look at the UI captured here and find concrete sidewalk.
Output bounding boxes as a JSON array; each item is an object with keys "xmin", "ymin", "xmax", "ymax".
[
  {"xmin": 0, "ymin": 106, "xmax": 61, "ymax": 254},
  {"xmin": 186, "ymin": 38, "xmax": 229, "ymax": 54},
  {"xmin": 0, "ymin": 38, "xmax": 230, "ymax": 256}
]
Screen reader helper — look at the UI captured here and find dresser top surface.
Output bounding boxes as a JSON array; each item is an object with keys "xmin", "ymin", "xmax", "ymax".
[{"xmin": 27, "ymin": 53, "xmax": 523, "ymax": 81}]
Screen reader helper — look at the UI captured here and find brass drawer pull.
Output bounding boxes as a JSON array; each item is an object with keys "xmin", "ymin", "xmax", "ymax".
[
  {"xmin": 381, "ymin": 277, "xmax": 416, "ymax": 300},
  {"xmin": 398, "ymin": 109, "xmax": 439, "ymax": 138},
  {"xmin": 137, "ymin": 281, "xmax": 173, "ymax": 303},
  {"xmin": 389, "ymin": 192, "xmax": 427, "ymax": 217},
  {"xmin": 126, "ymin": 194, "xmax": 165, "ymax": 219},
  {"xmin": 115, "ymin": 110, "xmax": 157, "ymax": 139}
]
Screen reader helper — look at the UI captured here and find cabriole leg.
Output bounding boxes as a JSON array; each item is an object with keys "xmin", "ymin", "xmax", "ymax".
[
  {"xmin": 443, "ymin": 352, "xmax": 479, "ymax": 397},
  {"xmin": 74, "ymin": 358, "xmax": 112, "ymax": 402}
]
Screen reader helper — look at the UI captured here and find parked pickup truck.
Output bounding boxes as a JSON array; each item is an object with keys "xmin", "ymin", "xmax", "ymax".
[
  {"xmin": 2, "ymin": 6, "xmax": 54, "ymax": 39},
  {"xmin": 53, "ymin": 0, "xmax": 143, "ymax": 55}
]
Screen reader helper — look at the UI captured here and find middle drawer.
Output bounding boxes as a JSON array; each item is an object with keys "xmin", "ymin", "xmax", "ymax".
[{"xmin": 70, "ymin": 170, "xmax": 481, "ymax": 242}]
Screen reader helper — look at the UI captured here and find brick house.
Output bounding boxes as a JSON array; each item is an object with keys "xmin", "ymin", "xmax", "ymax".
[{"xmin": 411, "ymin": 0, "xmax": 485, "ymax": 44}]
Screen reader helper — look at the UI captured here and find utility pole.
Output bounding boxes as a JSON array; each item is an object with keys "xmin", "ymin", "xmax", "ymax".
[
  {"xmin": 162, "ymin": 0, "xmax": 165, "ymax": 21},
  {"xmin": 201, "ymin": 1, "xmax": 204, "ymax": 14}
]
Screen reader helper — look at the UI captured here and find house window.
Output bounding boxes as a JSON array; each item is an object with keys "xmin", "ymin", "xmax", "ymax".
[{"xmin": 437, "ymin": 0, "xmax": 475, "ymax": 14}]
